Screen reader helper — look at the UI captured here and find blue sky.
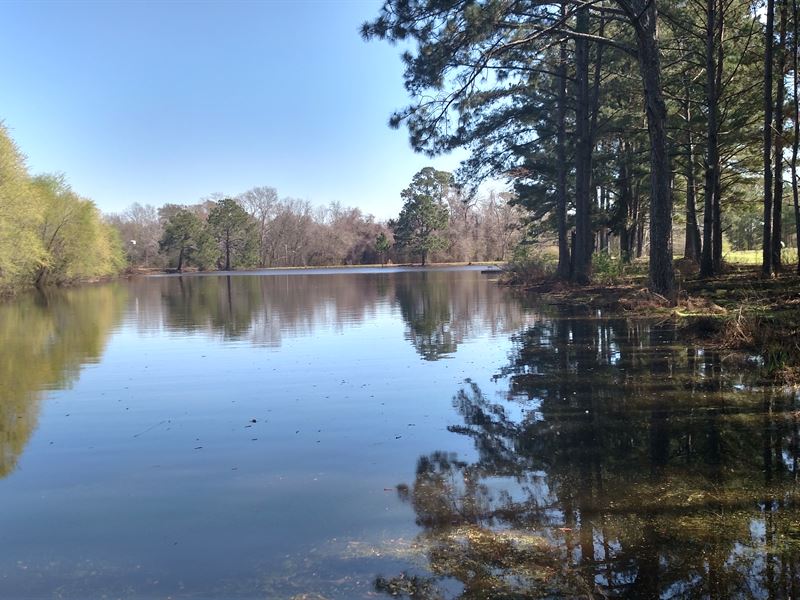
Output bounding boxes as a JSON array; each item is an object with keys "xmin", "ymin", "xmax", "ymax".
[{"xmin": 0, "ymin": 0, "xmax": 473, "ymax": 220}]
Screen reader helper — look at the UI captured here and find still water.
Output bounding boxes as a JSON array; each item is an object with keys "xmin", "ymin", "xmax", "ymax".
[{"xmin": 0, "ymin": 267, "xmax": 798, "ymax": 599}]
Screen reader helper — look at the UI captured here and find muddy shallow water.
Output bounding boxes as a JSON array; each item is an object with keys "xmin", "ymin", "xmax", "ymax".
[{"xmin": 0, "ymin": 267, "xmax": 797, "ymax": 599}]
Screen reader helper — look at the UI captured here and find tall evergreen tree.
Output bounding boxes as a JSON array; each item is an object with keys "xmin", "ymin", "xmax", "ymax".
[
  {"xmin": 159, "ymin": 209, "xmax": 218, "ymax": 272},
  {"xmin": 392, "ymin": 168, "xmax": 451, "ymax": 266},
  {"xmin": 207, "ymin": 198, "xmax": 257, "ymax": 271}
]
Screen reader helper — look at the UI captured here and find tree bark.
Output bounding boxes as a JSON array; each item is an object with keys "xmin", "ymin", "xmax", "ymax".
[
  {"xmin": 618, "ymin": 140, "xmax": 634, "ymax": 263},
  {"xmin": 683, "ymin": 81, "xmax": 701, "ymax": 262},
  {"xmin": 763, "ymin": 0, "xmax": 775, "ymax": 277},
  {"xmin": 712, "ymin": 1, "xmax": 724, "ymax": 272},
  {"xmin": 572, "ymin": 6, "xmax": 593, "ymax": 284},
  {"xmin": 793, "ymin": 0, "xmax": 800, "ymax": 273},
  {"xmin": 772, "ymin": 0, "xmax": 788, "ymax": 270},
  {"xmin": 556, "ymin": 1, "xmax": 571, "ymax": 280},
  {"xmin": 701, "ymin": 0, "xmax": 718, "ymax": 277},
  {"xmin": 225, "ymin": 230, "xmax": 231, "ymax": 271},
  {"xmin": 631, "ymin": 1, "xmax": 675, "ymax": 299}
]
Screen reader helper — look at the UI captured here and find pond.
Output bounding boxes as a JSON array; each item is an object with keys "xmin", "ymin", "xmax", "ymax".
[{"xmin": 0, "ymin": 267, "xmax": 798, "ymax": 599}]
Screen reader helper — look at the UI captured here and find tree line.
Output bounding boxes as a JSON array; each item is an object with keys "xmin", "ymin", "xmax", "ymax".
[
  {"xmin": 0, "ymin": 124, "xmax": 125, "ymax": 296},
  {"xmin": 0, "ymin": 106, "xmax": 524, "ymax": 294},
  {"xmin": 109, "ymin": 169, "xmax": 524, "ymax": 272},
  {"xmin": 363, "ymin": 0, "xmax": 800, "ymax": 298}
]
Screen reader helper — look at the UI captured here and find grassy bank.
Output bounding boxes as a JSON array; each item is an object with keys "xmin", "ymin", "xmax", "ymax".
[{"xmin": 503, "ymin": 256, "xmax": 800, "ymax": 385}]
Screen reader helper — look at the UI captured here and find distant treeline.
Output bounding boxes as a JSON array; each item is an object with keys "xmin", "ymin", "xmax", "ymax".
[
  {"xmin": 0, "ymin": 124, "xmax": 125, "ymax": 296},
  {"xmin": 109, "ymin": 167, "xmax": 524, "ymax": 271},
  {"xmin": 0, "ymin": 117, "xmax": 524, "ymax": 295}
]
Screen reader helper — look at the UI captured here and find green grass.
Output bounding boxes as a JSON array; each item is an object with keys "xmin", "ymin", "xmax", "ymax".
[{"xmin": 724, "ymin": 248, "xmax": 799, "ymax": 265}]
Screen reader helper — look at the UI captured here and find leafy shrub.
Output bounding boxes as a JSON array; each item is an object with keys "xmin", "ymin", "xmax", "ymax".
[
  {"xmin": 591, "ymin": 252, "xmax": 624, "ymax": 283},
  {"xmin": 502, "ymin": 246, "xmax": 556, "ymax": 284}
]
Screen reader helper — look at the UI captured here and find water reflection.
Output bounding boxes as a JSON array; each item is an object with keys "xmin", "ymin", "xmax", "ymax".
[
  {"xmin": 0, "ymin": 285, "xmax": 126, "ymax": 476},
  {"xmin": 0, "ymin": 270, "xmax": 533, "ymax": 598},
  {"xmin": 3, "ymin": 273, "xmax": 796, "ymax": 598},
  {"xmin": 128, "ymin": 270, "xmax": 528, "ymax": 354},
  {"xmin": 382, "ymin": 316, "xmax": 800, "ymax": 598},
  {"xmin": 0, "ymin": 271, "xmax": 524, "ymax": 486},
  {"xmin": 394, "ymin": 271, "xmax": 525, "ymax": 360}
]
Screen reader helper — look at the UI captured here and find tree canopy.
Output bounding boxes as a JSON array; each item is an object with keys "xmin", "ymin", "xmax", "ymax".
[
  {"xmin": 207, "ymin": 198, "xmax": 258, "ymax": 271},
  {"xmin": 364, "ymin": 0, "xmax": 800, "ymax": 295},
  {"xmin": 392, "ymin": 168, "xmax": 452, "ymax": 265},
  {"xmin": 0, "ymin": 124, "xmax": 124, "ymax": 295}
]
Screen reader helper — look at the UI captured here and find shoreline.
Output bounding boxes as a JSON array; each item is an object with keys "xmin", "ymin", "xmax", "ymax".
[
  {"xmin": 127, "ymin": 260, "xmax": 504, "ymax": 277},
  {"xmin": 503, "ymin": 266, "xmax": 800, "ymax": 386},
  {"xmin": 0, "ymin": 261, "xmax": 505, "ymax": 298}
]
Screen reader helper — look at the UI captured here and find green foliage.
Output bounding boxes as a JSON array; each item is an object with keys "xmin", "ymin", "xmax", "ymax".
[
  {"xmin": 591, "ymin": 252, "xmax": 625, "ymax": 284},
  {"xmin": 207, "ymin": 198, "xmax": 258, "ymax": 270},
  {"xmin": 0, "ymin": 125, "xmax": 46, "ymax": 293},
  {"xmin": 392, "ymin": 168, "xmax": 451, "ymax": 265},
  {"xmin": 502, "ymin": 245, "xmax": 556, "ymax": 285},
  {"xmin": 159, "ymin": 209, "xmax": 219, "ymax": 271},
  {"xmin": 375, "ymin": 232, "xmax": 392, "ymax": 264},
  {"xmin": 0, "ymin": 125, "xmax": 124, "ymax": 294},
  {"xmin": 32, "ymin": 175, "xmax": 124, "ymax": 286},
  {"xmin": 375, "ymin": 232, "xmax": 391, "ymax": 254}
]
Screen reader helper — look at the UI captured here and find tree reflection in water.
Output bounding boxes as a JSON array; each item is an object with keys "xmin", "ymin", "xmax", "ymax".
[
  {"xmin": 0, "ymin": 285, "xmax": 126, "ymax": 477},
  {"xmin": 379, "ymin": 315, "xmax": 800, "ymax": 599},
  {"xmin": 148, "ymin": 270, "xmax": 531, "ymax": 354},
  {"xmin": 394, "ymin": 270, "xmax": 531, "ymax": 361}
]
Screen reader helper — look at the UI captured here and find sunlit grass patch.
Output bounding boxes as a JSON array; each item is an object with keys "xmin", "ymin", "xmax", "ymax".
[{"xmin": 725, "ymin": 248, "xmax": 799, "ymax": 265}]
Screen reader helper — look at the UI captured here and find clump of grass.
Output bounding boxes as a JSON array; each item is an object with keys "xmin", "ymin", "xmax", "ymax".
[
  {"xmin": 501, "ymin": 247, "xmax": 556, "ymax": 285},
  {"xmin": 591, "ymin": 252, "xmax": 626, "ymax": 284}
]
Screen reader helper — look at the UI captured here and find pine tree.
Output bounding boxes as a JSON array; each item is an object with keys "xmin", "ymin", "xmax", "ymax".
[
  {"xmin": 393, "ymin": 168, "xmax": 451, "ymax": 266},
  {"xmin": 207, "ymin": 199, "xmax": 257, "ymax": 271}
]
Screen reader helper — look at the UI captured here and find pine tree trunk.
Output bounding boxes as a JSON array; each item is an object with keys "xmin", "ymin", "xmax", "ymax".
[
  {"xmin": 225, "ymin": 231, "xmax": 231, "ymax": 271},
  {"xmin": 763, "ymin": 0, "xmax": 775, "ymax": 277},
  {"xmin": 772, "ymin": 0, "xmax": 787, "ymax": 270},
  {"xmin": 712, "ymin": 176, "xmax": 722, "ymax": 270},
  {"xmin": 793, "ymin": 0, "xmax": 800, "ymax": 273},
  {"xmin": 556, "ymin": 2, "xmax": 571, "ymax": 280},
  {"xmin": 712, "ymin": 1, "xmax": 724, "ymax": 272},
  {"xmin": 636, "ymin": 211, "xmax": 645, "ymax": 258},
  {"xmin": 633, "ymin": 1, "xmax": 675, "ymax": 299},
  {"xmin": 619, "ymin": 142, "xmax": 633, "ymax": 263},
  {"xmin": 572, "ymin": 7, "xmax": 593, "ymax": 284},
  {"xmin": 701, "ymin": 0, "xmax": 718, "ymax": 277},
  {"xmin": 599, "ymin": 186, "xmax": 609, "ymax": 252},
  {"xmin": 683, "ymin": 90, "xmax": 701, "ymax": 262}
]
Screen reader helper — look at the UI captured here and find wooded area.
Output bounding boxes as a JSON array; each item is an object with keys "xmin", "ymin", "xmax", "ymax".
[
  {"xmin": 364, "ymin": 0, "xmax": 800, "ymax": 299},
  {"xmin": 108, "ymin": 168, "xmax": 525, "ymax": 273}
]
